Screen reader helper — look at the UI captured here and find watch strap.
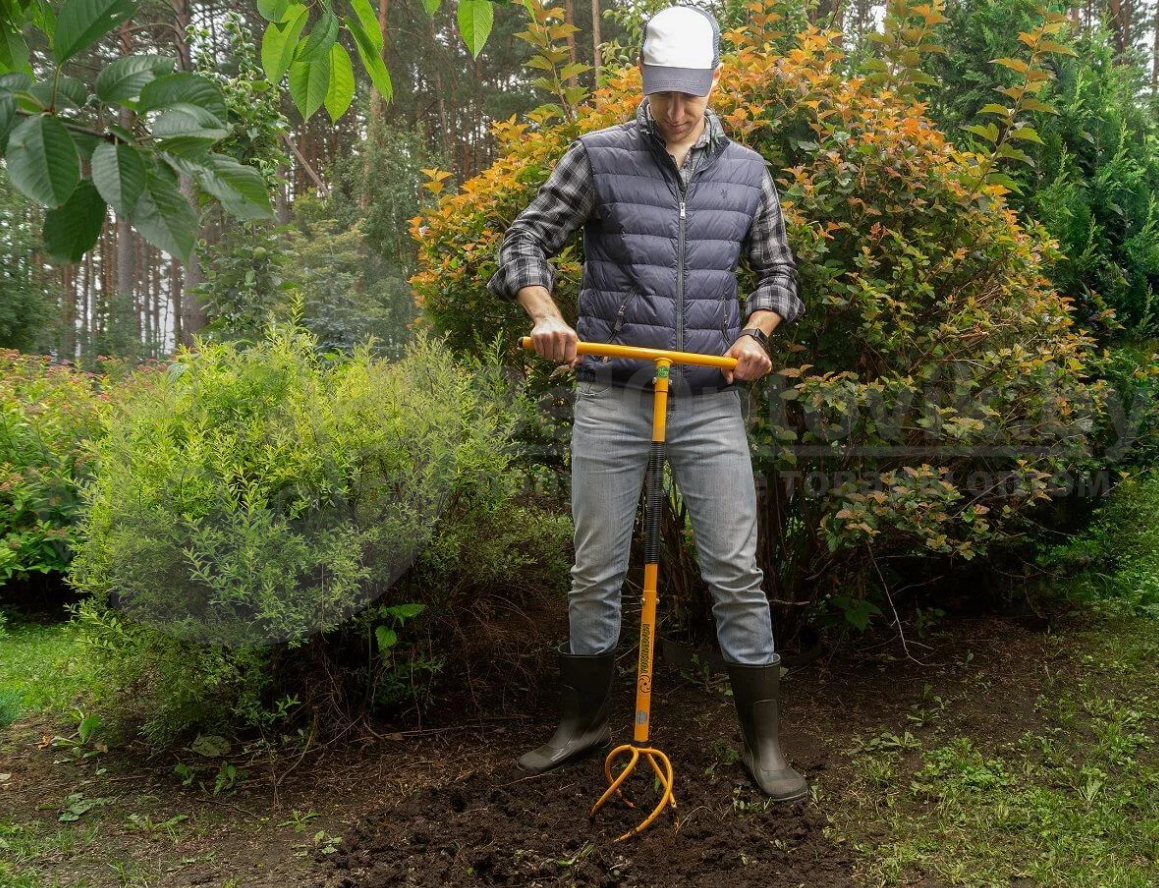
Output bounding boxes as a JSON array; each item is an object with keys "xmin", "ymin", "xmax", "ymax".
[{"xmin": 738, "ymin": 327, "xmax": 770, "ymax": 352}]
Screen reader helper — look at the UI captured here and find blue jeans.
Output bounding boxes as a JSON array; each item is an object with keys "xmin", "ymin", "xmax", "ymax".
[{"xmin": 568, "ymin": 378, "xmax": 776, "ymax": 666}]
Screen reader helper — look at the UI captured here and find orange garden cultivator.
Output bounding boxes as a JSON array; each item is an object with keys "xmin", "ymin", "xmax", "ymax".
[{"xmin": 521, "ymin": 336, "xmax": 739, "ymax": 841}]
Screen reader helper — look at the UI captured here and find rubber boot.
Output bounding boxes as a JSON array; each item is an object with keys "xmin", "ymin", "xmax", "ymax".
[
  {"xmin": 517, "ymin": 643, "xmax": 615, "ymax": 774},
  {"xmin": 726, "ymin": 654, "xmax": 809, "ymax": 801}
]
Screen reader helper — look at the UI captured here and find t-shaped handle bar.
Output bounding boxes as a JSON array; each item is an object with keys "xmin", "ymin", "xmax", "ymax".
[{"xmin": 519, "ymin": 336, "xmax": 738, "ymax": 371}]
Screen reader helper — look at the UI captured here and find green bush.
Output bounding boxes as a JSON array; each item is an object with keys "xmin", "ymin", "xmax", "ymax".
[
  {"xmin": 1038, "ymin": 468, "xmax": 1159, "ymax": 618},
  {"xmin": 0, "ymin": 349, "xmax": 138, "ymax": 588},
  {"xmin": 68, "ymin": 322, "xmax": 571, "ymax": 747},
  {"xmin": 924, "ymin": 0, "xmax": 1159, "ymax": 339},
  {"xmin": 409, "ymin": 3, "xmax": 1112, "ymax": 638}
]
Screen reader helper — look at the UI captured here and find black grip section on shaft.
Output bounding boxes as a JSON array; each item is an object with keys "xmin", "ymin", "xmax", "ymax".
[{"xmin": 644, "ymin": 442, "xmax": 666, "ymax": 565}]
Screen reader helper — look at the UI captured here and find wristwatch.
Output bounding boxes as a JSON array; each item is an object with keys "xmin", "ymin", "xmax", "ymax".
[{"xmin": 737, "ymin": 326, "xmax": 770, "ymax": 353}]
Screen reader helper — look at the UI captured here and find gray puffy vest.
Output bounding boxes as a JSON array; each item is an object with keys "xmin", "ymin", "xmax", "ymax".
[{"xmin": 573, "ymin": 112, "xmax": 767, "ymax": 395}]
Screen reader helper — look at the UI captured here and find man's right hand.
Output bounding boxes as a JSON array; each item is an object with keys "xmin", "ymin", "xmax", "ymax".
[{"xmin": 529, "ymin": 316, "xmax": 581, "ymax": 369}]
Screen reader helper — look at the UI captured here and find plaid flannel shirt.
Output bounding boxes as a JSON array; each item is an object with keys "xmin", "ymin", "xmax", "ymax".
[{"xmin": 486, "ymin": 99, "xmax": 804, "ymax": 327}]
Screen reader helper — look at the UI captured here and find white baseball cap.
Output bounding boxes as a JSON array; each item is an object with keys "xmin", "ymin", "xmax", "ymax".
[{"xmin": 639, "ymin": 5, "xmax": 721, "ymax": 97}]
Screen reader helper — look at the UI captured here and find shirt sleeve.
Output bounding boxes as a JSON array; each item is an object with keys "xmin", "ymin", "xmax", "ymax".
[
  {"xmin": 742, "ymin": 167, "xmax": 804, "ymax": 325},
  {"xmin": 486, "ymin": 139, "xmax": 596, "ymax": 301}
]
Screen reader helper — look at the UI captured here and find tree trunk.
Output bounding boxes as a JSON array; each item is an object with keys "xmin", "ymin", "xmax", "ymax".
[
  {"xmin": 61, "ymin": 265, "xmax": 75, "ymax": 361},
  {"xmin": 1153, "ymin": 0, "xmax": 1158, "ymax": 92},
  {"xmin": 169, "ymin": 0, "xmax": 205, "ymax": 346},
  {"xmin": 1106, "ymin": 0, "xmax": 1127, "ymax": 58},
  {"xmin": 275, "ymin": 163, "xmax": 291, "ymax": 223},
  {"xmin": 360, "ymin": 0, "xmax": 391, "ymax": 208},
  {"xmin": 81, "ymin": 252, "xmax": 92, "ymax": 359},
  {"xmin": 170, "ymin": 257, "xmax": 183, "ymax": 349},
  {"xmin": 591, "ymin": 0, "xmax": 601, "ymax": 87},
  {"xmin": 564, "ymin": 0, "xmax": 577, "ymax": 88}
]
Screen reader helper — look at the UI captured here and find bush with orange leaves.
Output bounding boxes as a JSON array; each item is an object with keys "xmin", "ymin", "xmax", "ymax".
[{"xmin": 409, "ymin": 6, "xmax": 1123, "ymax": 639}]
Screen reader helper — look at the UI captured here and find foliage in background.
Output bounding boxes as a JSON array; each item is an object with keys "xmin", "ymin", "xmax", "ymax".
[
  {"xmin": 0, "ymin": 0, "xmax": 274, "ymax": 264},
  {"xmin": 923, "ymin": 0, "xmax": 1159, "ymax": 341},
  {"xmin": 1037, "ymin": 466, "xmax": 1159, "ymax": 619},
  {"xmin": 286, "ymin": 203, "xmax": 414, "ymax": 358},
  {"xmin": 0, "ymin": 169, "xmax": 56, "ymax": 352},
  {"xmin": 192, "ymin": 11, "xmax": 291, "ymax": 185},
  {"xmin": 67, "ymin": 321, "xmax": 570, "ymax": 746},
  {"xmin": 410, "ymin": 0, "xmax": 1115, "ymax": 639},
  {"xmin": 0, "ymin": 349, "xmax": 157, "ymax": 588},
  {"xmin": 256, "ymin": 0, "xmax": 502, "ymax": 123},
  {"xmin": 191, "ymin": 222, "xmax": 297, "ymax": 345}
]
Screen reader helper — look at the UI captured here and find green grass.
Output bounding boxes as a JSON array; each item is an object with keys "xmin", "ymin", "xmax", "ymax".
[
  {"xmin": 0, "ymin": 818, "xmax": 100, "ymax": 888},
  {"xmin": 835, "ymin": 615, "xmax": 1159, "ymax": 888},
  {"xmin": 0, "ymin": 616, "xmax": 91, "ymax": 717}
]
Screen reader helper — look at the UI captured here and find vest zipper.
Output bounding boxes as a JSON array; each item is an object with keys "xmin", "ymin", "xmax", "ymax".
[{"xmin": 646, "ymin": 117, "xmax": 728, "ymax": 392}]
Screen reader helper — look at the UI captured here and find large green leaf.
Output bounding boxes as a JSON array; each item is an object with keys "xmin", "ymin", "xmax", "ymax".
[
  {"xmin": 324, "ymin": 43, "xmax": 354, "ymax": 123},
  {"xmin": 129, "ymin": 169, "xmax": 196, "ymax": 263},
  {"xmin": 421, "ymin": 0, "xmax": 442, "ymax": 16},
  {"xmin": 90, "ymin": 141, "xmax": 146, "ymax": 216},
  {"xmin": 346, "ymin": 14, "xmax": 392, "ymax": 102},
  {"xmin": 0, "ymin": 93, "xmax": 15, "ymax": 145},
  {"xmin": 53, "ymin": 0, "xmax": 137, "ymax": 64},
  {"xmin": 29, "ymin": 75, "xmax": 88, "ymax": 110},
  {"xmin": 0, "ymin": 17, "xmax": 31, "ymax": 73},
  {"xmin": 295, "ymin": 9, "xmax": 338, "ymax": 64},
  {"xmin": 43, "ymin": 179, "xmax": 107, "ymax": 261},
  {"xmin": 0, "ymin": 73, "xmax": 33, "ymax": 91},
  {"xmin": 288, "ymin": 56, "xmax": 328, "ymax": 121},
  {"xmin": 347, "ymin": 0, "xmax": 382, "ymax": 51},
  {"xmin": 256, "ymin": 0, "xmax": 290, "ymax": 22},
  {"xmin": 196, "ymin": 154, "xmax": 273, "ymax": 221},
  {"xmin": 151, "ymin": 106, "xmax": 229, "ymax": 155},
  {"xmin": 260, "ymin": 5, "xmax": 309, "ymax": 84},
  {"xmin": 138, "ymin": 73, "xmax": 226, "ymax": 118},
  {"xmin": 95, "ymin": 55, "xmax": 174, "ymax": 104},
  {"xmin": 456, "ymin": 0, "xmax": 493, "ymax": 59},
  {"xmin": 5, "ymin": 115, "xmax": 79, "ymax": 207}
]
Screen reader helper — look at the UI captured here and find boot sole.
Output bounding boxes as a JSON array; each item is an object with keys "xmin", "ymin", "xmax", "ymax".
[
  {"xmin": 741, "ymin": 758, "xmax": 810, "ymax": 802},
  {"xmin": 515, "ymin": 735, "xmax": 613, "ymax": 775}
]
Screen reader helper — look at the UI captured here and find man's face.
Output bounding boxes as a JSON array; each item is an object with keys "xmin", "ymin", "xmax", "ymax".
[{"xmin": 637, "ymin": 61, "xmax": 722, "ymax": 144}]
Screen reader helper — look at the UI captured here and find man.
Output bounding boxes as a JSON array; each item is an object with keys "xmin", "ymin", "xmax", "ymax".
[{"xmin": 487, "ymin": 4, "xmax": 807, "ymax": 801}]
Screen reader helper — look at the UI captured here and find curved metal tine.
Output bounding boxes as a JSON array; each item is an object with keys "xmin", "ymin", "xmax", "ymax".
[
  {"xmin": 590, "ymin": 745, "xmax": 640, "ymax": 818},
  {"xmin": 614, "ymin": 750, "xmax": 676, "ymax": 841},
  {"xmin": 644, "ymin": 749, "xmax": 677, "ymax": 810},
  {"xmin": 602, "ymin": 745, "xmax": 638, "ymax": 809}
]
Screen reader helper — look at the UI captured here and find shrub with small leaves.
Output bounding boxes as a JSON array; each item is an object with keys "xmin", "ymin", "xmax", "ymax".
[{"xmin": 409, "ymin": 0, "xmax": 1113, "ymax": 638}]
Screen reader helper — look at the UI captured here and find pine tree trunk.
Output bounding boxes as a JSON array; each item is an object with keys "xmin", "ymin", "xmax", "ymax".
[
  {"xmin": 1107, "ymin": 0, "xmax": 1127, "ymax": 58},
  {"xmin": 81, "ymin": 252, "xmax": 92, "ymax": 359},
  {"xmin": 275, "ymin": 163, "xmax": 291, "ymax": 223},
  {"xmin": 61, "ymin": 266, "xmax": 75, "ymax": 361},
  {"xmin": 1152, "ymin": 0, "xmax": 1158, "ymax": 92},
  {"xmin": 362, "ymin": 0, "xmax": 392, "ymax": 207},
  {"xmin": 564, "ymin": 0, "xmax": 578, "ymax": 88},
  {"xmin": 170, "ymin": 0, "xmax": 205, "ymax": 346},
  {"xmin": 591, "ymin": 0, "xmax": 602, "ymax": 87},
  {"xmin": 170, "ymin": 257, "xmax": 183, "ymax": 349}
]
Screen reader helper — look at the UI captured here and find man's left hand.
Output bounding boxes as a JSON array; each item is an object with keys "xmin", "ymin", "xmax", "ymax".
[{"xmin": 723, "ymin": 334, "xmax": 772, "ymax": 384}]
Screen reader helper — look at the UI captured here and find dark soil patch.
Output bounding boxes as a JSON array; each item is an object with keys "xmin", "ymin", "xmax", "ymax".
[
  {"xmin": 311, "ymin": 611, "xmax": 1079, "ymax": 888},
  {"xmin": 3, "ymin": 609, "xmax": 1087, "ymax": 887},
  {"xmin": 322, "ymin": 699, "xmax": 846, "ymax": 888}
]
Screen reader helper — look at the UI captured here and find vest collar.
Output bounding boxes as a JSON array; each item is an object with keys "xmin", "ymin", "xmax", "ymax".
[{"xmin": 635, "ymin": 97, "xmax": 730, "ymax": 170}]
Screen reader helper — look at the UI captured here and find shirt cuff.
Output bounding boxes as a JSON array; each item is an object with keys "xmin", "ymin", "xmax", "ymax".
[
  {"xmin": 746, "ymin": 285, "xmax": 805, "ymax": 326},
  {"xmin": 486, "ymin": 262, "xmax": 557, "ymax": 301}
]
